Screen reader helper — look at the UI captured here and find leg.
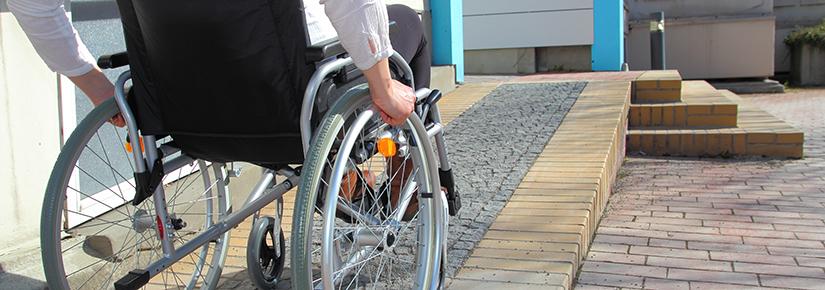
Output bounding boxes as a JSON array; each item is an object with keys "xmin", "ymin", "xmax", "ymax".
[
  {"xmin": 387, "ymin": 4, "xmax": 431, "ymax": 90},
  {"xmin": 385, "ymin": 4, "xmax": 432, "ymax": 220}
]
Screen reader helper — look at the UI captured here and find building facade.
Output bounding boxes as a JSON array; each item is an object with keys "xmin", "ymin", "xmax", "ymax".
[{"xmin": 463, "ymin": 0, "xmax": 626, "ymax": 74}]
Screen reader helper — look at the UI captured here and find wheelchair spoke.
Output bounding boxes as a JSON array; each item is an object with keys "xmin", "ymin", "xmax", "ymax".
[
  {"xmin": 168, "ymin": 194, "xmax": 220, "ymax": 208},
  {"xmin": 65, "ymin": 230, "xmax": 141, "ymax": 278},
  {"xmin": 83, "ymin": 141, "xmax": 136, "ymax": 192},
  {"xmin": 92, "ymin": 136, "xmax": 134, "ymax": 207},
  {"xmin": 172, "ymin": 184, "xmax": 220, "ymax": 223},
  {"xmin": 70, "ymin": 169, "xmax": 132, "ymax": 218},
  {"xmin": 166, "ymin": 164, "xmax": 208, "ymax": 208}
]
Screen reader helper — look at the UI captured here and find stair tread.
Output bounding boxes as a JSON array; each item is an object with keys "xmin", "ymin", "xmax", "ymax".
[
  {"xmin": 633, "ymin": 81, "xmax": 737, "ymax": 106},
  {"xmin": 636, "ymin": 70, "xmax": 682, "ymax": 82},
  {"xmin": 630, "ymin": 91, "xmax": 801, "ymax": 134}
]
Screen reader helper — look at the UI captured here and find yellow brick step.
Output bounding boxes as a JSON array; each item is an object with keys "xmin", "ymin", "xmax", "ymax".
[
  {"xmin": 627, "ymin": 90, "xmax": 803, "ymax": 158},
  {"xmin": 633, "ymin": 70, "xmax": 682, "ymax": 103},
  {"xmin": 629, "ymin": 81, "xmax": 738, "ymax": 128}
]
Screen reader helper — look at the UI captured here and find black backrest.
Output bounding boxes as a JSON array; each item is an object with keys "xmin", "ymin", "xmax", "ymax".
[
  {"xmin": 117, "ymin": 0, "xmax": 315, "ymax": 136},
  {"xmin": 115, "ymin": 0, "xmax": 320, "ymax": 164}
]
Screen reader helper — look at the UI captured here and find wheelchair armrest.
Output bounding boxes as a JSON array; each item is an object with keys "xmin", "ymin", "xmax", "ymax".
[
  {"xmin": 305, "ymin": 40, "xmax": 347, "ymax": 63},
  {"xmin": 98, "ymin": 52, "xmax": 130, "ymax": 69}
]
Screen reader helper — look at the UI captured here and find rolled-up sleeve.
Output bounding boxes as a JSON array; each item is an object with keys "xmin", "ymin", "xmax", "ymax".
[
  {"xmin": 319, "ymin": 0, "xmax": 393, "ymax": 70},
  {"xmin": 7, "ymin": 0, "xmax": 96, "ymax": 77}
]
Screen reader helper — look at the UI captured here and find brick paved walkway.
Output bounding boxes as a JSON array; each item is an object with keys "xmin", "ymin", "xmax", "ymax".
[{"xmin": 576, "ymin": 89, "xmax": 825, "ymax": 289}]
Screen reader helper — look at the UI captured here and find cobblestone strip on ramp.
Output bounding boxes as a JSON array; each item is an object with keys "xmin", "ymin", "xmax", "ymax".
[{"xmin": 448, "ymin": 81, "xmax": 632, "ymax": 290}]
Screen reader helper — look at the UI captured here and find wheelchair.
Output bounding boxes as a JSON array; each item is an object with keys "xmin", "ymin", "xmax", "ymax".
[{"xmin": 38, "ymin": 1, "xmax": 460, "ymax": 289}]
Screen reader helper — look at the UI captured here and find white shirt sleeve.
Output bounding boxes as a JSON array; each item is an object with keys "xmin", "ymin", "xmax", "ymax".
[
  {"xmin": 319, "ymin": 0, "xmax": 393, "ymax": 71},
  {"xmin": 7, "ymin": 0, "xmax": 96, "ymax": 77}
]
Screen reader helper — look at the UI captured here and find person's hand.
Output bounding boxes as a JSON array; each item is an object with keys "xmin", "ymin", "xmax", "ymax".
[
  {"xmin": 68, "ymin": 68, "xmax": 125, "ymax": 127},
  {"xmin": 362, "ymin": 57, "xmax": 415, "ymax": 126},
  {"xmin": 371, "ymin": 79, "xmax": 415, "ymax": 126}
]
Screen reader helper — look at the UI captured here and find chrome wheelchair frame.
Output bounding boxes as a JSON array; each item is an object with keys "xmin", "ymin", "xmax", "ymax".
[{"xmin": 43, "ymin": 52, "xmax": 453, "ymax": 290}]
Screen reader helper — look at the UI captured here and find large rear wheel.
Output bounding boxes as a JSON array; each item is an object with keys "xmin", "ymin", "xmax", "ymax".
[
  {"xmin": 291, "ymin": 85, "xmax": 445, "ymax": 289},
  {"xmin": 41, "ymin": 99, "xmax": 231, "ymax": 289}
]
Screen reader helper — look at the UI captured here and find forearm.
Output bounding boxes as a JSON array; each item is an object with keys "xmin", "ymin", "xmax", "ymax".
[
  {"xmin": 363, "ymin": 57, "xmax": 393, "ymax": 99},
  {"xmin": 67, "ymin": 68, "xmax": 115, "ymax": 106}
]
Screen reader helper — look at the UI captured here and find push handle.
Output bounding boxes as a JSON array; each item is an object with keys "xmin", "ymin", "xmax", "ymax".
[{"xmin": 98, "ymin": 51, "xmax": 130, "ymax": 69}]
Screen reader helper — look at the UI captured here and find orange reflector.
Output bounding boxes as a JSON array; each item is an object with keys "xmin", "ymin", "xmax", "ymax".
[
  {"xmin": 125, "ymin": 136, "xmax": 145, "ymax": 153},
  {"xmin": 377, "ymin": 137, "xmax": 397, "ymax": 157}
]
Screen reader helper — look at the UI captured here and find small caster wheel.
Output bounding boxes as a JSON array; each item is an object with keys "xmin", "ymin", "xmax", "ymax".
[{"xmin": 247, "ymin": 216, "xmax": 286, "ymax": 289}]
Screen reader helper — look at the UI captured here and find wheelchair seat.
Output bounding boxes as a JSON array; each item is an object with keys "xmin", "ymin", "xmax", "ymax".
[{"xmin": 115, "ymin": 0, "xmax": 352, "ymax": 167}]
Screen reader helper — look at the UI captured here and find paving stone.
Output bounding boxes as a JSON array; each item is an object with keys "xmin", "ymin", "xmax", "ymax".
[
  {"xmin": 577, "ymin": 89, "xmax": 825, "ymax": 289},
  {"xmin": 644, "ymin": 277, "xmax": 689, "ymax": 289}
]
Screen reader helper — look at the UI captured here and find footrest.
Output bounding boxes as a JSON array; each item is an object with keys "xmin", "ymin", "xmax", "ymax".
[
  {"xmin": 114, "ymin": 269, "xmax": 150, "ymax": 290},
  {"xmin": 439, "ymin": 169, "xmax": 461, "ymax": 216}
]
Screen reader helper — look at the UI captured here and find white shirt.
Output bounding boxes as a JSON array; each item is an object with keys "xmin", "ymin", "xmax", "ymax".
[
  {"xmin": 318, "ymin": 0, "xmax": 393, "ymax": 70},
  {"xmin": 7, "ymin": 0, "xmax": 393, "ymax": 76}
]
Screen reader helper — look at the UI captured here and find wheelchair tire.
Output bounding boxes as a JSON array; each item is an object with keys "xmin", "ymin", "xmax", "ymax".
[
  {"xmin": 246, "ymin": 216, "xmax": 286, "ymax": 289},
  {"xmin": 290, "ymin": 84, "xmax": 446, "ymax": 289},
  {"xmin": 41, "ymin": 98, "xmax": 231, "ymax": 289}
]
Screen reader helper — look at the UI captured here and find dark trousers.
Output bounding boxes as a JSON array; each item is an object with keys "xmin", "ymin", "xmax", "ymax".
[{"xmin": 387, "ymin": 4, "xmax": 431, "ymax": 90}]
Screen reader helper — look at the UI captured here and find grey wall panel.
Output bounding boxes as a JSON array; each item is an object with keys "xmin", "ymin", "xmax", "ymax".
[
  {"xmin": 464, "ymin": 0, "xmax": 592, "ymax": 16},
  {"xmin": 627, "ymin": 17, "xmax": 775, "ymax": 79},
  {"xmin": 775, "ymin": 0, "xmax": 825, "ymax": 28},
  {"xmin": 626, "ymin": 0, "xmax": 773, "ymax": 20},
  {"xmin": 773, "ymin": 0, "xmax": 825, "ymax": 72},
  {"xmin": 464, "ymin": 9, "xmax": 594, "ymax": 50}
]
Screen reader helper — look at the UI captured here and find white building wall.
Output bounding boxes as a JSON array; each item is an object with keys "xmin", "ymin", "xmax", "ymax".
[
  {"xmin": 0, "ymin": 9, "xmax": 64, "ymax": 251},
  {"xmin": 626, "ymin": 0, "xmax": 773, "ymax": 19},
  {"xmin": 463, "ymin": 0, "xmax": 594, "ymax": 50}
]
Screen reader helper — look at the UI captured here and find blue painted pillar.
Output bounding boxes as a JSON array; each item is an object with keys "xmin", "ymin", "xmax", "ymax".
[
  {"xmin": 430, "ymin": 0, "xmax": 464, "ymax": 83},
  {"xmin": 592, "ymin": 0, "xmax": 625, "ymax": 71}
]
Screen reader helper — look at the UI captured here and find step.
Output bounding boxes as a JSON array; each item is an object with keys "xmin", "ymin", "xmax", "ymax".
[
  {"xmin": 430, "ymin": 65, "xmax": 457, "ymax": 95},
  {"xmin": 629, "ymin": 81, "xmax": 738, "ymax": 128},
  {"xmin": 632, "ymin": 70, "xmax": 682, "ymax": 103},
  {"xmin": 627, "ymin": 90, "xmax": 804, "ymax": 158}
]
